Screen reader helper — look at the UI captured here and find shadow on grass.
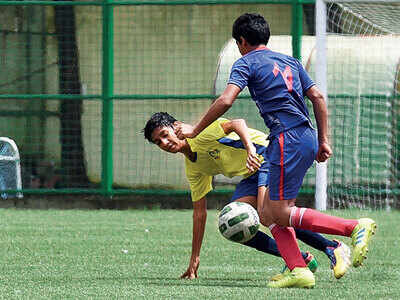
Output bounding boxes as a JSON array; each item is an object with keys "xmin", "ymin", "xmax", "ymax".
[{"xmin": 134, "ymin": 276, "xmax": 266, "ymax": 288}]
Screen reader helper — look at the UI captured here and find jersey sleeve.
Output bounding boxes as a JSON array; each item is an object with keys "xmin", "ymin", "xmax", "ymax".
[
  {"xmin": 185, "ymin": 162, "xmax": 213, "ymax": 202},
  {"xmin": 297, "ymin": 60, "xmax": 315, "ymax": 93},
  {"xmin": 190, "ymin": 118, "xmax": 229, "ymax": 149},
  {"xmin": 228, "ymin": 58, "xmax": 250, "ymax": 91}
]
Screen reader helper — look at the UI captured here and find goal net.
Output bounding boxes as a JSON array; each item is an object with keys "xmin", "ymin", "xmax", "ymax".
[
  {"xmin": 0, "ymin": 137, "xmax": 23, "ymax": 199},
  {"xmin": 315, "ymin": 0, "xmax": 400, "ymax": 209}
]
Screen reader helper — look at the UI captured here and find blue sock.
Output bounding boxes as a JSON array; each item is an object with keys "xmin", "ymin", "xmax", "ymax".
[
  {"xmin": 294, "ymin": 228, "xmax": 338, "ymax": 253},
  {"xmin": 243, "ymin": 231, "xmax": 309, "ymax": 260},
  {"xmin": 243, "ymin": 231, "xmax": 280, "ymax": 256}
]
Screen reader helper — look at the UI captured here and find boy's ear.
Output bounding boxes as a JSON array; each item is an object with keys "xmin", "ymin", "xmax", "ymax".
[{"xmin": 240, "ymin": 36, "xmax": 251, "ymax": 47}]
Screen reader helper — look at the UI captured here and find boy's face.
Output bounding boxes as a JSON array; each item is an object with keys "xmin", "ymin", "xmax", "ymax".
[{"xmin": 151, "ymin": 125, "xmax": 185, "ymax": 153}]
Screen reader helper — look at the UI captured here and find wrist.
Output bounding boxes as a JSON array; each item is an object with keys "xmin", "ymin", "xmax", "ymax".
[
  {"xmin": 245, "ymin": 142, "xmax": 254, "ymax": 151},
  {"xmin": 318, "ymin": 136, "xmax": 329, "ymax": 144},
  {"xmin": 192, "ymin": 125, "xmax": 201, "ymax": 137},
  {"xmin": 190, "ymin": 255, "xmax": 200, "ymax": 262}
]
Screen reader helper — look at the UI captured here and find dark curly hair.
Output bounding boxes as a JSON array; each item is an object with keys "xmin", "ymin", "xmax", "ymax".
[
  {"xmin": 232, "ymin": 13, "xmax": 270, "ymax": 46},
  {"xmin": 143, "ymin": 112, "xmax": 177, "ymax": 143}
]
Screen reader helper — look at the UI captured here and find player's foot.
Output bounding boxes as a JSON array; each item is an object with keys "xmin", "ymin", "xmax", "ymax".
[
  {"xmin": 268, "ymin": 267, "xmax": 315, "ymax": 289},
  {"xmin": 269, "ymin": 266, "xmax": 290, "ymax": 282},
  {"xmin": 269, "ymin": 252, "xmax": 317, "ymax": 282},
  {"xmin": 351, "ymin": 218, "xmax": 377, "ymax": 267},
  {"xmin": 305, "ymin": 252, "xmax": 318, "ymax": 273},
  {"xmin": 326, "ymin": 240, "xmax": 351, "ymax": 279}
]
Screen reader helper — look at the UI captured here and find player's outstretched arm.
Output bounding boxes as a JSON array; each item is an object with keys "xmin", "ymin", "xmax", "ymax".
[
  {"xmin": 220, "ymin": 119, "xmax": 261, "ymax": 173},
  {"xmin": 175, "ymin": 84, "xmax": 241, "ymax": 139},
  {"xmin": 180, "ymin": 197, "xmax": 207, "ymax": 279},
  {"xmin": 306, "ymin": 85, "xmax": 332, "ymax": 162}
]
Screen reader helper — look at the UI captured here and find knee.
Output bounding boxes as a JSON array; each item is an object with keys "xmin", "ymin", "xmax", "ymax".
[
  {"xmin": 272, "ymin": 214, "xmax": 289, "ymax": 227},
  {"xmin": 270, "ymin": 206, "xmax": 291, "ymax": 227},
  {"xmin": 258, "ymin": 204, "xmax": 274, "ymax": 227},
  {"xmin": 259, "ymin": 213, "xmax": 273, "ymax": 227}
]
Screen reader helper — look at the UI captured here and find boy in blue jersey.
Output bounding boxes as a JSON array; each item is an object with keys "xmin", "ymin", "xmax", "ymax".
[
  {"xmin": 144, "ymin": 112, "xmax": 351, "ymax": 281},
  {"xmin": 175, "ymin": 13, "xmax": 376, "ymax": 288}
]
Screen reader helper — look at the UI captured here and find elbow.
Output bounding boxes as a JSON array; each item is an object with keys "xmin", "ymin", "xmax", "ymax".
[
  {"xmin": 309, "ymin": 93, "xmax": 326, "ymax": 109},
  {"xmin": 315, "ymin": 94, "xmax": 326, "ymax": 105},
  {"xmin": 233, "ymin": 118, "xmax": 246, "ymax": 125},
  {"xmin": 218, "ymin": 95, "xmax": 234, "ymax": 109},
  {"xmin": 307, "ymin": 86, "xmax": 326, "ymax": 105},
  {"xmin": 231, "ymin": 118, "xmax": 246, "ymax": 128},
  {"xmin": 315, "ymin": 93, "xmax": 326, "ymax": 105}
]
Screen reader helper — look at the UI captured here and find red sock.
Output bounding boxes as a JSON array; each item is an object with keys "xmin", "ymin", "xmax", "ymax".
[
  {"xmin": 290, "ymin": 207, "xmax": 358, "ymax": 237},
  {"xmin": 269, "ymin": 224, "xmax": 306, "ymax": 270}
]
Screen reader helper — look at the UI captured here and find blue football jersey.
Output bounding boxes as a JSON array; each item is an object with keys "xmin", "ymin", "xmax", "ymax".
[{"xmin": 228, "ymin": 47, "xmax": 315, "ymax": 136}]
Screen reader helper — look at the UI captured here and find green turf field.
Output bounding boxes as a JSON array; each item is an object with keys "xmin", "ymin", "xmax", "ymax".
[{"xmin": 0, "ymin": 208, "xmax": 398, "ymax": 299}]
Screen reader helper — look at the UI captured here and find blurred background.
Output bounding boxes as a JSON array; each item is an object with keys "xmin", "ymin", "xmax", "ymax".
[{"xmin": 0, "ymin": 0, "xmax": 399, "ymax": 209}]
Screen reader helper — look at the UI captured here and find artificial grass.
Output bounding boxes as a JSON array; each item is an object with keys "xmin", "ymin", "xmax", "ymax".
[{"xmin": 0, "ymin": 208, "xmax": 398, "ymax": 299}]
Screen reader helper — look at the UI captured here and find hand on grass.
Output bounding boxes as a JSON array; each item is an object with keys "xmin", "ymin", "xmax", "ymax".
[{"xmin": 180, "ymin": 257, "xmax": 200, "ymax": 279}]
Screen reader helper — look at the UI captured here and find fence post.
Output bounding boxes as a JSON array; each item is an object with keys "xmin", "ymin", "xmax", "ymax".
[
  {"xmin": 291, "ymin": 0, "xmax": 303, "ymax": 60},
  {"xmin": 101, "ymin": 0, "xmax": 114, "ymax": 196}
]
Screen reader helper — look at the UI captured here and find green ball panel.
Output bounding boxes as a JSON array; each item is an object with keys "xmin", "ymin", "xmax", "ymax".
[
  {"xmin": 227, "ymin": 212, "xmax": 249, "ymax": 226},
  {"xmin": 248, "ymin": 225, "xmax": 259, "ymax": 235},
  {"xmin": 219, "ymin": 223, "xmax": 227, "ymax": 234},
  {"xmin": 229, "ymin": 231, "xmax": 245, "ymax": 242},
  {"xmin": 219, "ymin": 205, "xmax": 232, "ymax": 217}
]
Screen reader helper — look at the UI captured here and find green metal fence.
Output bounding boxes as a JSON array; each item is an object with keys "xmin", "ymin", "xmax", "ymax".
[
  {"xmin": 0, "ymin": 0, "xmax": 398, "ymax": 209},
  {"xmin": 0, "ymin": 0, "xmax": 314, "ymax": 197}
]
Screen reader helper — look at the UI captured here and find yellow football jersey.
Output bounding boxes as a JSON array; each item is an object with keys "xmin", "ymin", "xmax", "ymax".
[{"xmin": 185, "ymin": 118, "xmax": 268, "ymax": 202}]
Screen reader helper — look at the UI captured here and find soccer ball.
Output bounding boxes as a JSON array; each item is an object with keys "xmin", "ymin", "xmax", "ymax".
[{"xmin": 218, "ymin": 202, "xmax": 260, "ymax": 243}]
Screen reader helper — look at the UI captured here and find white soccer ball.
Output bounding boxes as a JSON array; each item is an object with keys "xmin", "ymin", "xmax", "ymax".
[{"xmin": 218, "ymin": 202, "xmax": 260, "ymax": 243}]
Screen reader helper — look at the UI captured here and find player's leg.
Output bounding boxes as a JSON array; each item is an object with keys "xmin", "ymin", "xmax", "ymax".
[
  {"xmin": 290, "ymin": 207, "xmax": 376, "ymax": 267},
  {"xmin": 258, "ymin": 135, "xmax": 350, "ymax": 279},
  {"xmin": 232, "ymin": 174, "xmax": 313, "ymax": 266},
  {"xmin": 260, "ymin": 198, "xmax": 314, "ymax": 287},
  {"xmin": 266, "ymin": 202, "xmax": 315, "ymax": 288},
  {"xmin": 269, "ymin": 125, "xmax": 376, "ymax": 268},
  {"xmin": 263, "ymin": 126, "xmax": 316, "ymax": 288}
]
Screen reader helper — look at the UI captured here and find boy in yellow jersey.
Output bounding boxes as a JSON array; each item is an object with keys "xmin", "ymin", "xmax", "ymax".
[{"xmin": 143, "ymin": 112, "xmax": 351, "ymax": 280}]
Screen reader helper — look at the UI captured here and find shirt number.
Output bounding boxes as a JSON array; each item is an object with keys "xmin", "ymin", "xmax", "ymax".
[{"xmin": 272, "ymin": 62, "xmax": 293, "ymax": 92}]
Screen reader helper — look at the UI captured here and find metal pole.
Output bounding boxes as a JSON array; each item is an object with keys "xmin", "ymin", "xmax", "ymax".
[
  {"xmin": 292, "ymin": 0, "xmax": 303, "ymax": 60},
  {"xmin": 315, "ymin": 0, "xmax": 328, "ymax": 210},
  {"xmin": 101, "ymin": 0, "xmax": 114, "ymax": 196}
]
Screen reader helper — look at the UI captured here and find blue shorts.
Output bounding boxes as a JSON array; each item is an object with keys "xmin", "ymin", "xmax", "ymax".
[
  {"xmin": 231, "ymin": 163, "xmax": 269, "ymax": 202},
  {"xmin": 267, "ymin": 125, "xmax": 318, "ymax": 201}
]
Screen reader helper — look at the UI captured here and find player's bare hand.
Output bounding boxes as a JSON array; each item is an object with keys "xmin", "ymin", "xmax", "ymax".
[
  {"xmin": 246, "ymin": 145, "xmax": 261, "ymax": 173},
  {"xmin": 180, "ymin": 257, "xmax": 200, "ymax": 279},
  {"xmin": 316, "ymin": 142, "xmax": 332, "ymax": 162},
  {"xmin": 175, "ymin": 122, "xmax": 197, "ymax": 140}
]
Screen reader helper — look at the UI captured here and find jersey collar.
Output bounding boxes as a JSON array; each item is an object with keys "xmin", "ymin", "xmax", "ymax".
[{"xmin": 243, "ymin": 45, "xmax": 269, "ymax": 57}]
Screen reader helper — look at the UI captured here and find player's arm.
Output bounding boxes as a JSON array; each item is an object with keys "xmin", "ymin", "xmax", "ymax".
[
  {"xmin": 180, "ymin": 197, "xmax": 207, "ymax": 279},
  {"xmin": 306, "ymin": 85, "xmax": 332, "ymax": 162},
  {"xmin": 220, "ymin": 119, "xmax": 261, "ymax": 173},
  {"xmin": 175, "ymin": 84, "xmax": 241, "ymax": 139}
]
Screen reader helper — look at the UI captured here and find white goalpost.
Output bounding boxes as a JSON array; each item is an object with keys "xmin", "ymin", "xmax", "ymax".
[
  {"xmin": 315, "ymin": 0, "xmax": 329, "ymax": 210},
  {"xmin": 315, "ymin": 0, "xmax": 400, "ymax": 210},
  {"xmin": 0, "ymin": 137, "xmax": 23, "ymax": 199}
]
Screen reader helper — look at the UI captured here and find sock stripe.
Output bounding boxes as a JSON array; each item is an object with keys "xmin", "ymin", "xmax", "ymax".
[
  {"xmin": 289, "ymin": 207, "xmax": 298, "ymax": 227},
  {"xmin": 298, "ymin": 208, "xmax": 307, "ymax": 227}
]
